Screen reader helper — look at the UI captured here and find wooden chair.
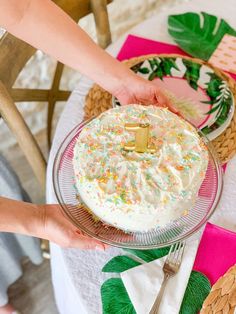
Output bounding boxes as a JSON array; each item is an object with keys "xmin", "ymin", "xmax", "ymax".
[{"xmin": 0, "ymin": 0, "xmax": 112, "ymax": 191}]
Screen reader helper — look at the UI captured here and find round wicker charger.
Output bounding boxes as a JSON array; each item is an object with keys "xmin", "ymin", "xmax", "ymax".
[{"xmin": 84, "ymin": 54, "xmax": 236, "ymax": 165}]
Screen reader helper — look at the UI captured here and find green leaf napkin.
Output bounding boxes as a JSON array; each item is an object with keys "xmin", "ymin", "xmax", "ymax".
[{"xmin": 168, "ymin": 12, "xmax": 236, "ymax": 60}]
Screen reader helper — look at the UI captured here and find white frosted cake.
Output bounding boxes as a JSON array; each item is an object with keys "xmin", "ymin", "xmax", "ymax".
[{"xmin": 73, "ymin": 105, "xmax": 208, "ymax": 232}]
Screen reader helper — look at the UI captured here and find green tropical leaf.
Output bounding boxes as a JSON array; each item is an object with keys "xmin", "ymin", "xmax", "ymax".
[
  {"xmin": 102, "ymin": 256, "xmax": 141, "ymax": 273},
  {"xmin": 201, "ymin": 100, "xmax": 214, "ymax": 105},
  {"xmin": 101, "ymin": 278, "xmax": 136, "ymax": 314},
  {"xmin": 148, "ymin": 59, "xmax": 156, "ymax": 70},
  {"xmin": 138, "ymin": 67, "xmax": 150, "ymax": 74},
  {"xmin": 201, "ymin": 74, "xmax": 234, "ymax": 133},
  {"xmin": 215, "ymin": 97, "xmax": 233, "ymax": 126},
  {"xmin": 182, "ymin": 59, "xmax": 201, "ymax": 90},
  {"xmin": 168, "ymin": 12, "xmax": 236, "ymax": 60},
  {"xmin": 153, "ymin": 58, "xmax": 160, "ymax": 67},
  {"xmin": 201, "ymin": 125, "xmax": 212, "ymax": 135},
  {"xmin": 167, "ymin": 58, "xmax": 179, "ymax": 71},
  {"xmin": 216, "ymin": 103, "xmax": 227, "ymax": 119},
  {"xmin": 155, "ymin": 67, "xmax": 164, "ymax": 80},
  {"xmin": 124, "ymin": 246, "xmax": 170, "ymax": 263},
  {"xmin": 148, "ymin": 71, "xmax": 156, "ymax": 81},
  {"xmin": 206, "ymin": 103, "xmax": 222, "ymax": 114},
  {"xmin": 157, "ymin": 58, "xmax": 179, "ymax": 77},
  {"xmin": 146, "ymin": 58, "xmax": 179, "ymax": 80},
  {"xmin": 188, "ymin": 80, "xmax": 198, "ymax": 90},
  {"xmin": 179, "ymin": 271, "xmax": 211, "ymax": 314},
  {"xmin": 206, "ymin": 79, "xmax": 222, "ymax": 99}
]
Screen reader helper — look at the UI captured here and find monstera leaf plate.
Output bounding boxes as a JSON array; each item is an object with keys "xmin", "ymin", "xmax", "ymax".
[{"xmin": 113, "ymin": 56, "xmax": 235, "ymax": 141}]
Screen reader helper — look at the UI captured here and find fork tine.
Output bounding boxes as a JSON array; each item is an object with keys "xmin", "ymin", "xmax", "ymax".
[
  {"xmin": 174, "ymin": 241, "xmax": 186, "ymax": 266},
  {"xmin": 170, "ymin": 243, "xmax": 177, "ymax": 263},
  {"xmin": 178, "ymin": 242, "xmax": 186, "ymax": 265},
  {"xmin": 172, "ymin": 242, "xmax": 181, "ymax": 264},
  {"xmin": 166, "ymin": 241, "xmax": 186, "ymax": 265},
  {"xmin": 166, "ymin": 242, "xmax": 177, "ymax": 263}
]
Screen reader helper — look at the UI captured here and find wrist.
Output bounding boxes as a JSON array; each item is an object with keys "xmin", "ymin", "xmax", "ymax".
[
  {"xmin": 0, "ymin": 197, "xmax": 42, "ymax": 237},
  {"xmin": 28, "ymin": 204, "xmax": 47, "ymax": 239},
  {"xmin": 92, "ymin": 56, "xmax": 137, "ymax": 97},
  {"xmin": 110, "ymin": 70, "xmax": 137, "ymax": 100},
  {"xmin": 14, "ymin": 202, "xmax": 44, "ymax": 238},
  {"xmin": 108, "ymin": 67, "xmax": 143, "ymax": 105}
]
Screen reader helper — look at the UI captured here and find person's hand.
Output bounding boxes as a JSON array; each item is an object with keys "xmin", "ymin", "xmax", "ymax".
[
  {"xmin": 37, "ymin": 204, "xmax": 107, "ymax": 250},
  {"xmin": 113, "ymin": 73, "xmax": 178, "ymax": 114}
]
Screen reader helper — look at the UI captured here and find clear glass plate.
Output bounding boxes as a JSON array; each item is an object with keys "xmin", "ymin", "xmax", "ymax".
[{"xmin": 53, "ymin": 118, "xmax": 223, "ymax": 249}]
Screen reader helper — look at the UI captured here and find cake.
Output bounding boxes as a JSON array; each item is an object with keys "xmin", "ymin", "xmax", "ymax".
[{"xmin": 73, "ymin": 105, "xmax": 209, "ymax": 232}]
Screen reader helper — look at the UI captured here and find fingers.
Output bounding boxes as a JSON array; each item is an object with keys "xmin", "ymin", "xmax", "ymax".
[
  {"xmin": 153, "ymin": 88, "xmax": 179, "ymax": 114},
  {"xmin": 45, "ymin": 205, "xmax": 109, "ymax": 250},
  {"xmin": 67, "ymin": 230, "xmax": 108, "ymax": 250}
]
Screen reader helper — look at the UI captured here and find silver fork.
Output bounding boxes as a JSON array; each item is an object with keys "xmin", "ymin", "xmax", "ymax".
[{"xmin": 149, "ymin": 241, "xmax": 186, "ymax": 314}]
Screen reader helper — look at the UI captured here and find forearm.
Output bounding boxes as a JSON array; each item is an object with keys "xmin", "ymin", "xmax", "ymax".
[
  {"xmin": 0, "ymin": 196, "xmax": 41, "ymax": 236},
  {"xmin": 1, "ymin": 0, "xmax": 135, "ymax": 95},
  {"xmin": 0, "ymin": 197, "xmax": 107, "ymax": 249}
]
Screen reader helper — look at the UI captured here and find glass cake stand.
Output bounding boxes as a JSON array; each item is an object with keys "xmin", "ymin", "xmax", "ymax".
[{"xmin": 53, "ymin": 118, "xmax": 223, "ymax": 249}]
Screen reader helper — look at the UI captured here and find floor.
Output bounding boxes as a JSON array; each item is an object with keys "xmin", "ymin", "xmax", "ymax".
[
  {"xmin": 2, "ymin": 131, "xmax": 59, "ymax": 314},
  {"xmin": 8, "ymin": 259, "xmax": 58, "ymax": 314}
]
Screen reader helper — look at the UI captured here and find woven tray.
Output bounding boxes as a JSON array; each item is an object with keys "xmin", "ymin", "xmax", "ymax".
[
  {"xmin": 84, "ymin": 54, "xmax": 236, "ymax": 164},
  {"xmin": 201, "ymin": 264, "xmax": 236, "ymax": 313}
]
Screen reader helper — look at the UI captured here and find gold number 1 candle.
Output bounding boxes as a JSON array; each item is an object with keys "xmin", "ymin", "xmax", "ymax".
[{"xmin": 124, "ymin": 123, "xmax": 156, "ymax": 153}]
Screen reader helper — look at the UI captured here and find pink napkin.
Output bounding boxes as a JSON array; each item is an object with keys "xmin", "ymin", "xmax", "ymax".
[
  {"xmin": 193, "ymin": 223, "xmax": 236, "ymax": 285},
  {"xmin": 117, "ymin": 34, "xmax": 187, "ymax": 61},
  {"xmin": 117, "ymin": 34, "xmax": 236, "ymax": 81}
]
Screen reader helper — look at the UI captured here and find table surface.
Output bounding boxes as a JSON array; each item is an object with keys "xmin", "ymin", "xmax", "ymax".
[{"xmin": 46, "ymin": 1, "xmax": 236, "ymax": 313}]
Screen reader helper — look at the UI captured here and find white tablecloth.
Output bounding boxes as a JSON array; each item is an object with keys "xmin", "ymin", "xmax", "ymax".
[{"xmin": 46, "ymin": 0, "xmax": 236, "ymax": 313}]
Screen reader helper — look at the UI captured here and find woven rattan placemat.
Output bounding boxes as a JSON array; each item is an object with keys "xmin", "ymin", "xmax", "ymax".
[{"xmin": 84, "ymin": 54, "xmax": 236, "ymax": 164}]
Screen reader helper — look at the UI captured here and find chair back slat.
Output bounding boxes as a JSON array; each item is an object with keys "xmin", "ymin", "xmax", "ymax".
[
  {"xmin": 91, "ymin": 0, "xmax": 112, "ymax": 48},
  {"xmin": 0, "ymin": 34, "xmax": 36, "ymax": 88},
  {"xmin": 0, "ymin": 0, "xmax": 112, "ymax": 189}
]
